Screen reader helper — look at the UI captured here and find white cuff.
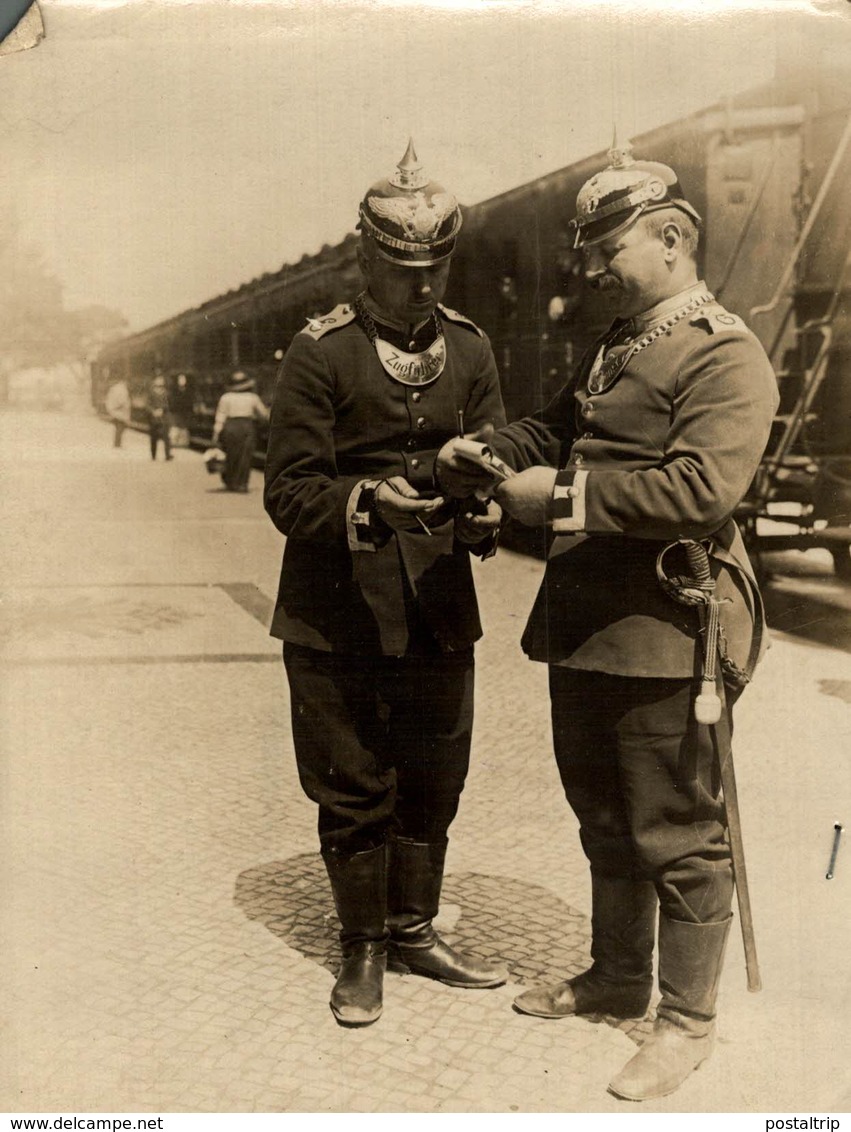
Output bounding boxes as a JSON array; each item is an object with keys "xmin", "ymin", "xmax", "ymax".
[
  {"xmin": 346, "ymin": 479, "xmax": 383, "ymax": 553},
  {"xmin": 551, "ymin": 469, "xmax": 588, "ymax": 532}
]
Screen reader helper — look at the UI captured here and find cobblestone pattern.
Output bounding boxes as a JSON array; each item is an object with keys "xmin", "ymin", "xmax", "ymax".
[
  {"xmin": 237, "ymin": 855, "xmax": 652, "ymax": 1043},
  {"xmin": 2, "ymin": 412, "xmax": 849, "ymax": 1113},
  {"xmin": 1, "ymin": 660, "xmax": 633, "ymax": 1114}
]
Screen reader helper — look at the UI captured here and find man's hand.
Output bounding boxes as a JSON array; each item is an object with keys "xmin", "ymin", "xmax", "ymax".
[
  {"xmin": 374, "ymin": 476, "xmax": 447, "ymax": 533},
  {"xmin": 435, "ymin": 430, "xmax": 499, "ymax": 498},
  {"xmin": 494, "ymin": 467, "xmax": 557, "ymax": 527},
  {"xmin": 454, "ymin": 498, "xmax": 502, "ymax": 544}
]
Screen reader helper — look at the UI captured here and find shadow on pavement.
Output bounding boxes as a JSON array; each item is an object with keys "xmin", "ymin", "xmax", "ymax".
[
  {"xmin": 762, "ymin": 581, "xmax": 851, "ymax": 653},
  {"xmin": 234, "ymin": 852, "xmax": 651, "ymax": 1044}
]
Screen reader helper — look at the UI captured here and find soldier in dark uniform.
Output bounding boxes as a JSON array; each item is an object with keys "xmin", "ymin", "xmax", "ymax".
[
  {"xmin": 264, "ymin": 142, "xmax": 509, "ymax": 1027},
  {"xmin": 436, "ymin": 142, "xmax": 779, "ymax": 1101}
]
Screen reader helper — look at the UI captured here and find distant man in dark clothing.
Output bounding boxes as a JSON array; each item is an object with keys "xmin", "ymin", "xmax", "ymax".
[{"xmin": 146, "ymin": 375, "xmax": 172, "ymax": 461}]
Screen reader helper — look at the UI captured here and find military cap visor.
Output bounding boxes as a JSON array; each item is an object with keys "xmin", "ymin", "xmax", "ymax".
[{"xmin": 571, "ymin": 198, "xmax": 702, "ymax": 249}]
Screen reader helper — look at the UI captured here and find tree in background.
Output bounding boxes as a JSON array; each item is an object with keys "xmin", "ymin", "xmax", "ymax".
[
  {"xmin": 63, "ymin": 304, "xmax": 129, "ymax": 390},
  {"xmin": 0, "ymin": 217, "xmax": 126, "ymax": 405}
]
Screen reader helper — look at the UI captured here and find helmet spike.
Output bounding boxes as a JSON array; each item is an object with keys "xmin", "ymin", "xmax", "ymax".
[
  {"xmin": 359, "ymin": 142, "xmax": 462, "ymax": 264},
  {"xmin": 391, "ymin": 138, "xmax": 428, "ymax": 190},
  {"xmin": 607, "ymin": 130, "xmax": 635, "ymax": 170},
  {"xmin": 400, "ymin": 137, "xmax": 419, "ymax": 169}
]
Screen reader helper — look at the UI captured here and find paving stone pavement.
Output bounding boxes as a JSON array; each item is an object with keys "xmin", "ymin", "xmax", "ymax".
[{"xmin": 2, "ymin": 410, "xmax": 849, "ymax": 1114}]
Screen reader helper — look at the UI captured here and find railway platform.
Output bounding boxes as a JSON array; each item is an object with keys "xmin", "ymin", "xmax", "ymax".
[{"xmin": 1, "ymin": 407, "xmax": 849, "ymax": 1115}]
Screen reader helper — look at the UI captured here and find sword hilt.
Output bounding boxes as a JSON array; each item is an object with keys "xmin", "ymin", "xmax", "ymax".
[{"xmin": 658, "ymin": 539, "xmax": 722, "ymax": 723}]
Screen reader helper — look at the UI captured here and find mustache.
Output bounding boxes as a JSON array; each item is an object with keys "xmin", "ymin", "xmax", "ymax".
[{"xmin": 588, "ymin": 274, "xmax": 621, "ymax": 292}]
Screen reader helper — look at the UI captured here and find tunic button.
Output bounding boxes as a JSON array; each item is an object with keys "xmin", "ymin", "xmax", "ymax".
[
  {"xmin": 411, "ymin": 392, "xmax": 422, "ymax": 402},
  {"xmin": 567, "ymin": 486, "xmax": 580, "ymax": 498},
  {"xmin": 411, "ymin": 458, "xmax": 420, "ymax": 469},
  {"xmin": 574, "ymin": 453, "xmax": 584, "ymax": 466},
  {"xmin": 582, "ymin": 431, "xmax": 593, "ymax": 440},
  {"xmin": 409, "ymin": 341, "xmax": 417, "ymax": 350},
  {"xmin": 417, "ymin": 416, "xmax": 426, "ymax": 428},
  {"xmin": 582, "ymin": 401, "xmax": 595, "ymax": 417}
]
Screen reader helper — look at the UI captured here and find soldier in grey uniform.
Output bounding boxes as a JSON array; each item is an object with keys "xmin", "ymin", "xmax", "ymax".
[
  {"xmin": 437, "ymin": 142, "xmax": 779, "ymax": 1101},
  {"xmin": 264, "ymin": 143, "xmax": 508, "ymax": 1027}
]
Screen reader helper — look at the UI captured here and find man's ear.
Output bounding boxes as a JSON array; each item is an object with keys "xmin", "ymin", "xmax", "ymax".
[{"xmin": 662, "ymin": 221, "xmax": 682, "ymax": 260}]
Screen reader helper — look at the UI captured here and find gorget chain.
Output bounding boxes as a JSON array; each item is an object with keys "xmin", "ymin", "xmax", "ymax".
[
  {"xmin": 355, "ymin": 293, "xmax": 446, "ymax": 387},
  {"xmin": 588, "ymin": 290, "xmax": 714, "ymax": 395}
]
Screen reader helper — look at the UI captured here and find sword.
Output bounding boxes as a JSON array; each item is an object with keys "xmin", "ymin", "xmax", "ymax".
[
  {"xmin": 659, "ymin": 538, "xmax": 763, "ymax": 993},
  {"xmin": 708, "ymin": 679, "xmax": 763, "ymax": 993}
]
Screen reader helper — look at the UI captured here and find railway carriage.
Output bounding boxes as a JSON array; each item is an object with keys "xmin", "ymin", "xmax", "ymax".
[{"xmin": 93, "ymin": 61, "xmax": 851, "ymax": 570}]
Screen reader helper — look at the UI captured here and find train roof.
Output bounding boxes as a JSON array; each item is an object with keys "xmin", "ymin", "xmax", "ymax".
[{"xmin": 100, "ymin": 61, "xmax": 850, "ymax": 361}]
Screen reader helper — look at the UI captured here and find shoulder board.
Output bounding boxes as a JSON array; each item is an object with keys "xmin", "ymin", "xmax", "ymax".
[
  {"xmin": 437, "ymin": 304, "xmax": 483, "ymax": 337},
  {"xmin": 300, "ymin": 304, "xmax": 356, "ymax": 340},
  {"xmin": 689, "ymin": 303, "xmax": 749, "ymax": 336}
]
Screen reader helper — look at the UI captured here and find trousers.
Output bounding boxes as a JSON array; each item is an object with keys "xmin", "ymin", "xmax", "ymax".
[
  {"xmin": 149, "ymin": 420, "xmax": 172, "ymax": 460},
  {"xmin": 284, "ymin": 642, "xmax": 475, "ymax": 854},
  {"xmin": 549, "ymin": 668, "xmax": 737, "ymax": 924}
]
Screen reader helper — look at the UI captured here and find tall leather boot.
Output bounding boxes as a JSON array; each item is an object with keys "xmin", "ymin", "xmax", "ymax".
[
  {"xmin": 608, "ymin": 914, "xmax": 732, "ymax": 1101},
  {"xmin": 322, "ymin": 844, "xmax": 388, "ymax": 1026},
  {"xmin": 386, "ymin": 837, "xmax": 508, "ymax": 988},
  {"xmin": 514, "ymin": 873, "xmax": 657, "ymax": 1018}
]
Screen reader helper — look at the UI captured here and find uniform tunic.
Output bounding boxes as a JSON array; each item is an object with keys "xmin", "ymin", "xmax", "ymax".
[
  {"xmin": 264, "ymin": 302, "xmax": 506, "ymax": 852},
  {"xmin": 265, "ymin": 303, "xmax": 506, "ymax": 656},
  {"xmin": 487, "ymin": 287, "xmax": 779, "ymax": 921},
  {"xmin": 488, "ymin": 291, "xmax": 779, "ymax": 678}
]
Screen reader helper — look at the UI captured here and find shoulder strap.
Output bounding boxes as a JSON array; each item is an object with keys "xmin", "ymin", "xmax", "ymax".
[
  {"xmin": 437, "ymin": 304, "xmax": 484, "ymax": 338},
  {"xmin": 689, "ymin": 303, "xmax": 749, "ymax": 336},
  {"xmin": 300, "ymin": 303, "xmax": 357, "ymax": 340}
]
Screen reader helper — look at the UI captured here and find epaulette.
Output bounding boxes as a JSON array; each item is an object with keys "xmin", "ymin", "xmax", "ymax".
[
  {"xmin": 437, "ymin": 304, "xmax": 484, "ymax": 337},
  {"xmin": 300, "ymin": 304, "xmax": 356, "ymax": 340},
  {"xmin": 690, "ymin": 303, "xmax": 749, "ymax": 336}
]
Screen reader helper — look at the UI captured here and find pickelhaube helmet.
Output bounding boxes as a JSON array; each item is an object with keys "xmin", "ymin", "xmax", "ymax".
[
  {"xmin": 357, "ymin": 140, "xmax": 463, "ymax": 266},
  {"xmin": 569, "ymin": 136, "xmax": 702, "ymax": 249}
]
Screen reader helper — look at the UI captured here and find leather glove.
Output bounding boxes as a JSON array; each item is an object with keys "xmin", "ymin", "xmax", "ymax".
[
  {"xmin": 454, "ymin": 498, "xmax": 502, "ymax": 544},
  {"xmin": 494, "ymin": 467, "xmax": 558, "ymax": 526},
  {"xmin": 374, "ymin": 476, "xmax": 448, "ymax": 533}
]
